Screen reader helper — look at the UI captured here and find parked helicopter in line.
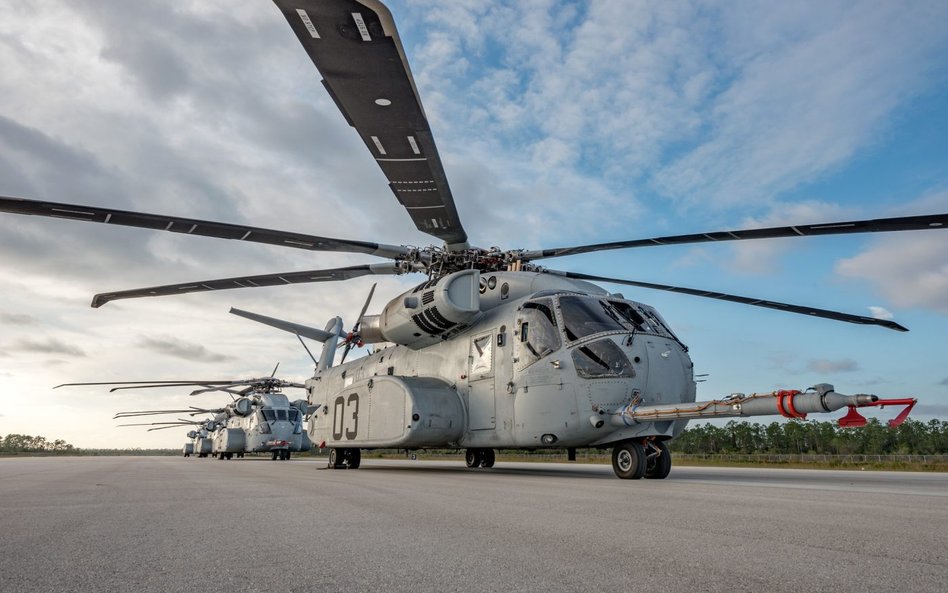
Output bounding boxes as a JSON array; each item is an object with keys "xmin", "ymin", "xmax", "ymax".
[
  {"xmin": 5, "ymin": 0, "xmax": 938, "ymax": 478},
  {"xmin": 61, "ymin": 375, "xmax": 314, "ymax": 460}
]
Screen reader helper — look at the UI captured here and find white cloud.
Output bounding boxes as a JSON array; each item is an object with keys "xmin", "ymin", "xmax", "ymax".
[
  {"xmin": 836, "ymin": 234, "xmax": 948, "ymax": 313},
  {"xmin": 836, "ymin": 192, "xmax": 948, "ymax": 313},
  {"xmin": 868, "ymin": 306, "xmax": 894, "ymax": 320}
]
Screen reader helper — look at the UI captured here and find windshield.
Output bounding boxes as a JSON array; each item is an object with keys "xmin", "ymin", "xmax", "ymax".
[
  {"xmin": 572, "ymin": 339, "xmax": 635, "ymax": 379},
  {"xmin": 262, "ymin": 409, "xmax": 276, "ymax": 422},
  {"xmin": 609, "ymin": 300, "xmax": 657, "ymax": 333},
  {"xmin": 559, "ymin": 296, "xmax": 627, "ymax": 341}
]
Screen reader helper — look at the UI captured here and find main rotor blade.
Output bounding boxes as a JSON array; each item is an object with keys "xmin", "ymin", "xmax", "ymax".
[
  {"xmin": 522, "ymin": 213, "xmax": 948, "ymax": 261},
  {"xmin": 112, "ymin": 406, "xmax": 224, "ymax": 420},
  {"xmin": 91, "ymin": 262, "xmax": 407, "ymax": 308},
  {"xmin": 273, "ymin": 0, "xmax": 469, "ymax": 249},
  {"xmin": 147, "ymin": 424, "xmax": 199, "ymax": 432},
  {"xmin": 547, "ymin": 270, "xmax": 908, "ymax": 332},
  {"xmin": 0, "ymin": 196, "xmax": 410, "ymax": 260},
  {"xmin": 117, "ymin": 421, "xmax": 198, "ymax": 428},
  {"xmin": 55, "ymin": 380, "xmax": 235, "ymax": 390}
]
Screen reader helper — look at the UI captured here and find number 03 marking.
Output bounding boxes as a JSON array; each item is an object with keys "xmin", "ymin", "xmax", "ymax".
[{"xmin": 332, "ymin": 393, "xmax": 359, "ymax": 440}]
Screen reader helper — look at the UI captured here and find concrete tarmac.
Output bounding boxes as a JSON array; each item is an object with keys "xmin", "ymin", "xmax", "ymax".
[{"xmin": 0, "ymin": 456, "xmax": 945, "ymax": 593}]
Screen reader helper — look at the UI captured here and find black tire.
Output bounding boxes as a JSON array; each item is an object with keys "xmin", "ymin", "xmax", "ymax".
[
  {"xmin": 329, "ymin": 448, "xmax": 346, "ymax": 469},
  {"xmin": 285, "ymin": 450, "xmax": 291, "ymax": 461},
  {"xmin": 346, "ymin": 448, "xmax": 361, "ymax": 469},
  {"xmin": 271, "ymin": 450, "xmax": 278, "ymax": 461},
  {"xmin": 465, "ymin": 449, "xmax": 483, "ymax": 468},
  {"xmin": 644, "ymin": 441, "xmax": 672, "ymax": 480},
  {"xmin": 480, "ymin": 449, "xmax": 495, "ymax": 468},
  {"xmin": 611, "ymin": 441, "xmax": 646, "ymax": 479}
]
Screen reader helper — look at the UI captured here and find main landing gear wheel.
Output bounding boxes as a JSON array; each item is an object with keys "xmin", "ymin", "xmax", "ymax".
[
  {"xmin": 465, "ymin": 448, "xmax": 494, "ymax": 468},
  {"xmin": 271, "ymin": 450, "xmax": 279, "ymax": 460},
  {"xmin": 465, "ymin": 449, "xmax": 483, "ymax": 468},
  {"xmin": 346, "ymin": 448, "xmax": 361, "ymax": 469},
  {"xmin": 612, "ymin": 441, "xmax": 646, "ymax": 479},
  {"xmin": 644, "ymin": 441, "xmax": 672, "ymax": 480},
  {"xmin": 329, "ymin": 448, "xmax": 361, "ymax": 469}
]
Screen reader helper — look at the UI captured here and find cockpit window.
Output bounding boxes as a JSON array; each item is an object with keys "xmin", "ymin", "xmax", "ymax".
[
  {"xmin": 262, "ymin": 409, "xmax": 276, "ymax": 422},
  {"xmin": 572, "ymin": 339, "xmax": 635, "ymax": 379},
  {"xmin": 559, "ymin": 296, "xmax": 627, "ymax": 341},
  {"xmin": 517, "ymin": 298, "xmax": 561, "ymax": 370},
  {"xmin": 609, "ymin": 300, "xmax": 657, "ymax": 333},
  {"xmin": 276, "ymin": 409, "xmax": 288, "ymax": 422},
  {"xmin": 288, "ymin": 409, "xmax": 300, "ymax": 423}
]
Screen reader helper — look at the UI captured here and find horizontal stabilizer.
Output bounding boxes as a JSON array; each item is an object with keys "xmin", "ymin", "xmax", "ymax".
[{"xmin": 229, "ymin": 308, "xmax": 338, "ymax": 343}]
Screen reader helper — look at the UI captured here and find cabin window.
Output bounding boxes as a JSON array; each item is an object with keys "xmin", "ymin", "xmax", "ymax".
[
  {"xmin": 572, "ymin": 339, "xmax": 635, "ymax": 379},
  {"xmin": 517, "ymin": 298, "xmax": 560, "ymax": 370},
  {"xmin": 470, "ymin": 333, "xmax": 494, "ymax": 378},
  {"xmin": 559, "ymin": 296, "xmax": 626, "ymax": 341}
]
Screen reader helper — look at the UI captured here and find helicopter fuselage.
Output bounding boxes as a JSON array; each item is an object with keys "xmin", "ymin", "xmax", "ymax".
[{"xmin": 305, "ymin": 271, "xmax": 696, "ymax": 451}]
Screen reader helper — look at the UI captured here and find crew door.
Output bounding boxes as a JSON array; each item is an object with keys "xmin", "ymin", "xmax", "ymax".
[{"xmin": 468, "ymin": 331, "xmax": 496, "ymax": 430}]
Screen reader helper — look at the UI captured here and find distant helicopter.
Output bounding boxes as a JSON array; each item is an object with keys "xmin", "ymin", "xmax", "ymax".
[
  {"xmin": 6, "ymin": 0, "xmax": 934, "ymax": 479},
  {"xmin": 61, "ymin": 375, "xmax": 313, "ymax": 460},
  {"xmin": 116, "ymin": 417, "xmax": 220, "ymax": 458}
]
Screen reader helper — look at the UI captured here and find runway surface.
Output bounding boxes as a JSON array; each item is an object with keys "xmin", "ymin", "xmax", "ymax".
[{"xmin": 0, "ymin": 456, "xmax": 945, "ymax": 593}]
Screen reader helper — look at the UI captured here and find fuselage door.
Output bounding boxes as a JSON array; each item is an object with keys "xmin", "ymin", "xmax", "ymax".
[{"xmin": 468, "ymin": 331, "xmax": 496, "ymax": 430}]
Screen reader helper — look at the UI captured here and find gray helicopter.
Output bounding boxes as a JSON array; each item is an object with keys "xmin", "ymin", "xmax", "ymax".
[
  {"xmin": 64, "ymin": 376, "xmax": 314, "ymax": 460},
  {"xmin": 2, "ymin": 0, "xmax": 937, "ymax": 479}
]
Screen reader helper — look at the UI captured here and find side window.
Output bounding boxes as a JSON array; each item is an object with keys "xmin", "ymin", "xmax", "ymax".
[
  {"xmin": 517, "ymin": 298, "xmax": 561, "ymax": 370},
  {"xmin": 470, "ymin": 333, "xmax": 494, "ymax": 378}
]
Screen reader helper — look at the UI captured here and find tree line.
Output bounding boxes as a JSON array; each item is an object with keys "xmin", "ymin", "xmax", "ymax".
[
  {"xmin": 1, "ymin": 433, "xmax": 76, "ymax": 453},
  {"xmin": 668, "ymin": 419, "xmax": 948, "ymax": 455}
]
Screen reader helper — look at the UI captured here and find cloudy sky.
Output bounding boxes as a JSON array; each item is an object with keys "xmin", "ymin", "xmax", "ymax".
[{"xmin": 1, "ymin": 0, "xmax": 946, "ymax": 448}]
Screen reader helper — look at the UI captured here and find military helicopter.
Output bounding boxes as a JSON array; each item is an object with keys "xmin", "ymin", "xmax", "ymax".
[
  {"xmin": 2, "ymin": 0, "xmax": 941, "ymax": 479},
  {"xmin": 115, "ymin": 416, "xmax": 219, "ymax": 458},
  {"xmin": 60, "ymin": 375, "xmax": 313, "ymax": 460}
]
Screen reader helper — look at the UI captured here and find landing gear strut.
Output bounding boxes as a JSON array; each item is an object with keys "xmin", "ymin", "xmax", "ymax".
[
  {"xmin": 611, "ymin": 441, "xmax": 646, "ymax": 479},
  {"xmin": 644, "ymin": 441, "xmax": 672, "ymax": 479}
]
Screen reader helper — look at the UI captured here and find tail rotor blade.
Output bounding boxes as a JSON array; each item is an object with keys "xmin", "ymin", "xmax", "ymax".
[{"xmin": 340, "ymin": 283, "xmax": 377, "ymax": 364}]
